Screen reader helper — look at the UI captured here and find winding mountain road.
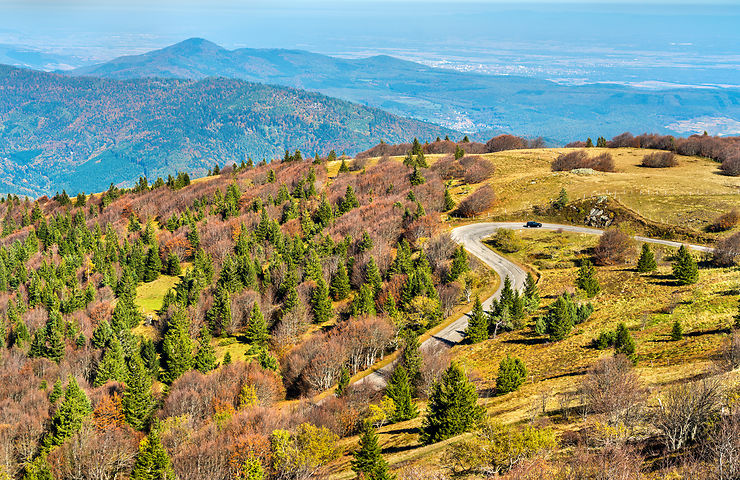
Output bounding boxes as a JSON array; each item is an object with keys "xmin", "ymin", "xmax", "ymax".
[{"xmin": 354, "ymin": 222, "xmax": 713, "ymax": 389}]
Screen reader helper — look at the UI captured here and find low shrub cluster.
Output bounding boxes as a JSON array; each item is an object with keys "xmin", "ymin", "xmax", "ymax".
[{"xmin": 551, "ymin": 150, "xmax": 615, "ymax": 172}]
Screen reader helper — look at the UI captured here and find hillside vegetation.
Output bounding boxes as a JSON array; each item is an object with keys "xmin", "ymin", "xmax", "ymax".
[{"xmin": 0, "ymin": 64, "xmax": 452, "ymax": 197}]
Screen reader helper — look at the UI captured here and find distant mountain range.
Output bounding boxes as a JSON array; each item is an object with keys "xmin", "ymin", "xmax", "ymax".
[
  {"xmin": 66, "ymin": 38, "xmax": 740, "ymax": 140},
  {"xmin": 0, "ymin": 64, "xmax": 452, "ymax": 196}
]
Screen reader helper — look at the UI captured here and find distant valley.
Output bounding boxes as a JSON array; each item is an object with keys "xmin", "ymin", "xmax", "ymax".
[{"xmin": 66, "ymin": 38, "xmax": 740, "ymax": 140}]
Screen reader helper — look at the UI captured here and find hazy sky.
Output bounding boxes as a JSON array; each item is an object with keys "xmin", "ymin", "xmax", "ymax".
[{"xmin": 2, "ymin": 1, "xmax": 739, "ymax": 86}]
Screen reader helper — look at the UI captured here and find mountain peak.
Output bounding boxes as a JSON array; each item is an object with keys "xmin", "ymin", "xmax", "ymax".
[{"xmin": 165, "ymin": 37, "xmax": 225, "ymax": 55}]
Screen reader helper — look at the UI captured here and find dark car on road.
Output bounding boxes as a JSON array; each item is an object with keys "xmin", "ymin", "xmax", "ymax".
[{"xmin": 525, "ymin": 221, "xmax": 542, "ymax": 228}]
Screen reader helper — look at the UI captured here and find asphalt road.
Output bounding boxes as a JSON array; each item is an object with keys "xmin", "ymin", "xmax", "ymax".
[{"xmin": 354, "ymin": 222, "xmax": 713, "ymax": 389}]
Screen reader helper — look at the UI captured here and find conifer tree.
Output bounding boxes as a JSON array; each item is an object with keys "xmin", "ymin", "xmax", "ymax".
[
  {"xmin": 207, "ymin": 286, "xmax": 232, "ymax": 336},
  {"xmin": 386, "ymin": 366, "xmax": 418, "ymax": 422},
  {"xmin": 330, "ymin": 263, "xmax": 351, "ymax": 300},
  {"xmin": 614, "ymin": 322, "xmax": 636, "ymax": 361},
  {"xmin": 194, "ymin": 326, "xmax": 217, "ymax": 373},
  {"xmin": 339, "ymin": 186, "xmax": 359, "ymax": 214},
  {"xmin": 165, "ymin": 252, "xmax": 182, "ymax": 276},
  {"xmin": 365, "ymin": 257, "xmax": 382, "ymax": 294},
  {"xmin": 523, "ymin": 272, "xmax": 540, "ymax": 311},
  {"xmin": 400, "ymin": 331, "xmax": 423, "ymax": 393},
  {"xmin": 351, "ymin": 423, "xmax": 395, "ymax": 480},
  {"xmin": 671, "ymin": 319, "xmax": 683, "ymax": 341},
  {"xmin": 12, "ymin": 319, "xmax": 31, "ymax": 349},
  {"xmin": 311, "ymin": 277, "xmax": 333, "ymax": 324},
  {"xmin": 553, "ymin": 188, "xmax": 568, "ymax": 209},
  {"xmin": 420, "ymin": 362, "xmax": 484, "ymax": 445},
  {"xmin": 131, "ymin": 428, "xmax": 177, "ymax": 480},
  {"xmin": 443, "ymin": 188, "xmax": 455, "ymax": 211},
  {"xmin": 672, "ymin": 245, "xmax": 698, "ymax": 285},
  {"xmin": 47, "ymin": 376, "xmax": 92, "ymax": 447},
  {"xmin": 49, "ymin": 379, "xmax": 63, "ymax": 403},
  {"xmin": 338, "ymin": 158, "xmax": 349, "ymax": 173},
  {"xmin": 495, "ymin": 355, "xmax": 527, "ymax": 395},
  {"xmin": 140, "ymin": 338, "xmax": 160, "ymax": 377},
  {"xmin": 585, "ymin": 137, "xmax": 594, "ymax": 148},
  {"xmin": 22, "ymin": 454, "xmax": 54, "ymax": 480},
  {"xmin": 409, "ymin": 166, "xmax": 426, "ymax": 186},
  {"xmin": 351, "ymin": 284, "xmax": 377, "ymax": 317},
  {"xmin": 94, "ymin": 336, "xmax": 127, "ymax": 386},
  {"xmin": 576, "ymin": 259, "xmax": 600, "ymax": 297},
  {"xmin": 160, "ymin": 309, "xmax": 193, "ymax": 384},
  {"xmin": 316, "ymin": 195, "xmax": 334, "ymax": 226},
  {"xmin": 636, "ymin": 244, "xmax": 657, "ymax": 273},
  {"xmin": 447, "ymin": 246, "xmax": 469, "ymax": 282},
  {"xmin": 43, "ymin": 314, "xmax": 65, "ymax": 363},
  {"xmin": 336, "ymin": 367, "xmax": 350, "ymax": 397},
  {"xmin": 223, "ymin": 351, "xmax": 232, "ymax": 366},
  {"xmin": 123, "ymin": 357, "xmax": 155, "ymax": 431},
  {"xmin": 545, "ymin": 294, "xmax": 576, "ymax": 342},
  {"xmin": 244, "ymin": 302, "xmax": 269, "ymax": 348},
  {"xmin": 464, "ymin": 296, "xmax": 488, "ymax": 343}
]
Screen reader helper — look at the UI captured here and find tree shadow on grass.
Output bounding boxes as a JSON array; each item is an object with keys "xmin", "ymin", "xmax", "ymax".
[
  {"xmin": 382, "ymin": 444, "xmax": 420, "ymax": 455},
  {"xmin": 502, "ymin": 337, "xmax": 549, "ymax": 346}
]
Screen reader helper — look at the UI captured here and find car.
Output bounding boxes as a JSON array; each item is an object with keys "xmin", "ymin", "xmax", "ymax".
[{"xmin": 525, "ymin": 221, "xmax": 542, "ymax": 228}]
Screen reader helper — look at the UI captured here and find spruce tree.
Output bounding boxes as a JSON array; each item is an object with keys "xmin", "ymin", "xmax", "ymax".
[
  {"xmin": 94, "ymin": 336, "xmax": 127, "ymax": 386},
  {"xmin": 443, "ymin": 188, "xmax": 455, "ymax": 212},
  {"xmin": 12, "ymin": 318, "xmax": 30, "ymax": 348},
  {"xmin": 464, "ymin": 296, "xmax": 488, "ymax": 343},
  {"xmin": 244, "ymin": 303, "xmax": 269, "ymax": 348},
  {"xmin": 365, "ymin": 257, "xmax": 382, "ymax": 294},
  {"xmin": 545, "ymin": 294, "xmax": 576, "ymax": 342},
  {"xmin": 495, "ymin": 355, "xmax": 527, "ymax": 395},
  {"xmin": 194, "ymin": 326, "xmax": 217, "ymax": 373},
  {"xmin": 409, "ymin": 166, "xmax": 426, "ymax": 186},
  {"xmin": 330, "ymin": 263, "xmax": 351, "ymax": 300},
  {"xmin": 207, "ymin": 286, "xmax": 231, "ymax": 336},
  {"xmin": 523, "ymin": 272, "xmax": 540, "ymax": 312},
  {"xmin": 401, "ymin": 331, "xmax": 422, "ymax": 393},
  {"xmin": 223, "ymin": 351, "xmax": 232, "ymax": 366},
  {"xmin": 386, "ymin": 366, "xmax": 418, "ymax": 422},
  {"xmin": 672, "ymin": 245, "xmax": 699, "ymax": 285},
  {"xmin": 311, "ymin": 277, "xmax": 333, "ymax": 323},
  {"xmin": 671, "ymin": 319, "xmax": 683, "ymax": 341},
  {"xmin": 144, "ymin": 244, "xmax": 162, "ymax": 282},
  {"xmin": 420, "ymin": 362, "xmax": 484, "ymax": 445},
  {"xmin": 636, "ymin": 244, "xmax": 657, "ymax": 273},
  {"xmin": 447, "ymin": 246, "xmax": 469, "ymax": 282},
  {"xmin": 351, "ymin": 423, "xmax": 395, "ymax": 480},
  {"xmin": 336, "ymin": 367, "xmax": 350, "ymax": 397},
  {"xmin": 49, "ymin": 379, "xmax": 63, "ymax": 403},
  {"xmin": 131, "ymin": 428, "xmax": 177, "ymax": 480},
  {"xmin": 351, "ymin": 284, "xmax": 377, "ymax": 317},
  {"xmin": 614, "ymin": 322, "xmax": 636, "ymax": 361},
  {"xmin": 122, "ymin": 357, "xmax": 155, "ymax": 431},
  {"xmin": 47, "ymin": 376, "xmax": 92, "ymax": 447},
  {"xmin": 160, "ymin": 309, "xmax": 193, "ymax": 384},
  {"xmin": 338, "ymin": 158, "xmax": 349, "ymax": 173},
  {"xmin": 576, "ymin": 259, "xmax": 600, "ymax": 297},
  {"xmin": 165, "ymin": 252, "xmax": 182, "ymax": 276}
]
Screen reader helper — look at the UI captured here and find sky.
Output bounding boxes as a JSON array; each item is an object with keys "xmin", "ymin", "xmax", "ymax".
[{"xmin": 1, "ymin": 1, "xmax": 739, "ymax": 86}]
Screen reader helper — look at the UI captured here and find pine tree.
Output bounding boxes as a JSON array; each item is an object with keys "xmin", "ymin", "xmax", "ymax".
[
  {"xmin": 454, "ymin": 145, "xmax": 465, "ymax": 160},
  {"xmin": 636, "ymin": 243, "xmax": 657, "ymax": 273},
  {"xmin": 420, "ymin": 362, "xmax": 484, "ymax": 445},
  {"xmin": 194, "ymin": 326, "xmax": 217, "ymax": 373},
  {"xmin": 447, "ymin": 246, "xmax": 469, "ymax": 282},
  {"xmin": 330, "ymin": 263, "xmax": 351, "ymax": 300},
  {"xmin": 131, "ymin": 428, "xmax": 177, "ymax": 480},
  {"xmin": 523, "ymin": 272, "xmax": 540, "ymax": 312},
  {"xmin": 160, "ymin": 309, "xmax": 193, "ymax": 384},
  {"xmin": 554, "ymin": 188, "xmax": 568, "ymax": 209},
  {"xmin": 94, "ymin": 336, "xmax": 127, "ymax": 386},
  {"xmin": 443, "ymin": 188, "xmax": 455, "ymax": 211},
  {"xmin": 207, "ymin": 286, "xmax": 232, "ymax": 336},
  {"xmin": 545, "ymin": 294, "xmax": 576, "ymax": 342},
  {"xmin": 673, "ymin": 245, "xmax": 698, "ymax": 285},
  {"xmin": 576, "ymin": 259, "xmax": 600, "ymax": 297},
  {"xmin": 43, "ymin": 314, "xmax": 65, "ymax": 363},
  {"xmin": 351, "ymin": 423, "xmax": 395, "ymax": 480},
  {"xmin": 122, "ymin": 357, "xmax": 155, "ymax": 431},
  {"xmin": 244, "ymin": 303, "xmax": 269, "ymax": 348},
  {"xmin": 386, "ymin": 366, "xmax": 418, "ymax": 422},
  {"xmin": 365, "ymin": 257, "xmax": 382, "ymax": 294},
  {"xmin": 311, "ymin": 277, "xmax": 333, "ymax": 324},
  {"xmin": 409, "ymin": 166, "xmax": 426, "ymax": 186},
  {"xmin": 165, "ymin": 252, "xmax": 182, "ymax": 276},
  {"xmin": 338, "ymin": 158, "xmax": 349, "ymax": 173},
  {"xmin": 585, "ymin": 137, "xmax": 594, "ymax": 148},
  {"xmin": 47, "ymin": 376, "xmax": 92, "ymax": 447},
  {"xmin": 464, "ymin": 296, "xmax": 488, "ymax": 343},
  {"xmin": 351, "ymin": 284, "xmax": 377, "ymax": 317},
  {"xmin": 336, "ymin": 367, "xmax": 350, "ymax": 397},
  {"xmin": 401, "ymin": 331, "xmax": 422, "ymax": 393},
  {"xmin": 49, "ymin": 378, "xmax": 63, "ymax": 403},
  {"xmin": 223, "ymin": 351, "xmax": 232, "ymax": 366},
  {"xmin": 495, "ymin": 355, "xmax": 527, "ymax": 395},
  {"xmin": 614, "ymin": 322, "xmax": 636, "ymax": 361},
  {"xmin": 671, "ymin": 319, "xmax": 683, "ymax": 341}
]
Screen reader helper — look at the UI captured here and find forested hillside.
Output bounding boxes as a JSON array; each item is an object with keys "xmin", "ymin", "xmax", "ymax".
[
  {"xmin": 0, "ymin": 64, "xmax": 452, "ymax": 197},
  {"xmin": 0, "ymin": 151, "xmax": 489, "ymax": 479}
]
